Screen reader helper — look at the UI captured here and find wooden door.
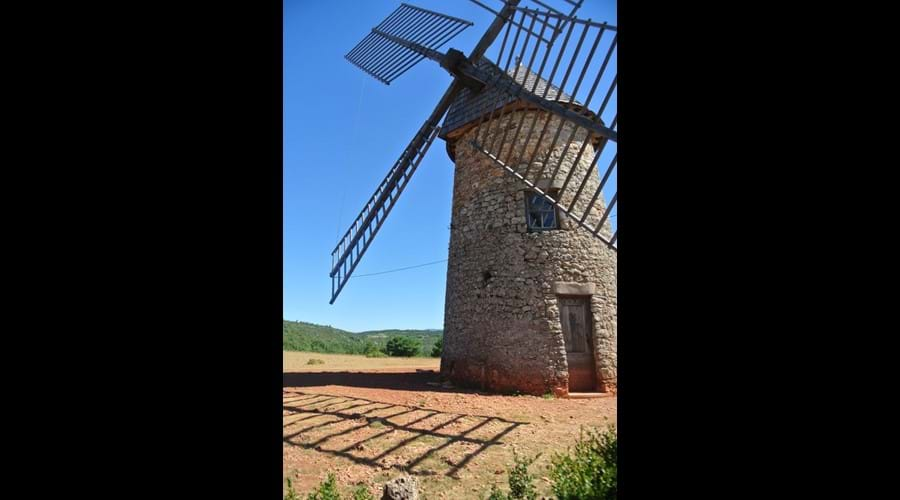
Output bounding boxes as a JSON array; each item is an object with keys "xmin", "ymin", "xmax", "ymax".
[{"xmin": 559, "ymin": 297, "xmax": 596, "ymax": 392}]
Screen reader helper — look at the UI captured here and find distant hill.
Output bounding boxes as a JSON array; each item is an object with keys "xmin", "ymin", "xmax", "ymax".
[{"xmin": 283, "ymin": 320, "xmax": 442, "ymax": 356}]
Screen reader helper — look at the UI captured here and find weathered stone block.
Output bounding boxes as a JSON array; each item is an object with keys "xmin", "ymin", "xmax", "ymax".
[{"xmin": 551, "ymin": 282, "xmax": 596, "ymax": 295}]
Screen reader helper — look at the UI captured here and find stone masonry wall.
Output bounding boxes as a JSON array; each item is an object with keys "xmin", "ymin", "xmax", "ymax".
[{"xmin": 441, "ymin": 109, "xmax": 617, "ymax": 395}]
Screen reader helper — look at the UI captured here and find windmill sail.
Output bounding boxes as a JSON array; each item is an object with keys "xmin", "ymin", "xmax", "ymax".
[
  {"xmin": 454, "ymin": 7, "xmax": 618, "ymax": 248},
  {"xmin": 331, "ymin": 1, "xmax": 524, "ymax": 304},
  {"xmin": 345, "ymin": 3, "xmax": 473, "ymax": 85},
  {"xmin": 468, "ymin": 0, "xmax": 584, "ymax": 45},
  {"xmin": 329, "ymin": 111, "xmax": 443, "ymax": 304}
]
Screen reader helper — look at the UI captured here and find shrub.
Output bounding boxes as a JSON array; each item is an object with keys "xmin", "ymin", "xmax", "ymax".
[
  {"xmin": 306, "ymin": 473, "xmax": 340, "ymax": 500},
  {"xmin": 482, "ymin": 452, "xmax": 539, "ymax": 500},
  {"xmin": 384, "ymin": 336, "xmax": 421, "ymax": 357},
  {"xmin": 430, "ymin": 337, "xmax": 443, "ymax": 357},
  {"xmin": 486, "ymin": 483, "xmax": 508, "ymax": 500},
  {"xmin": 307, "ymin": 358, "xmax": 325, "ymax": 365},
  {"xmin": 351, "ymin": 485, "xmax": 375, "ymax": 500},
  {"xmin": 550, "ymin": 425, "xmax": 617, "ymax": 500},
  {"xmin": 365, "ymin": 350, "xmax": 387, "ymax": 358},
  {"xmin": 507, "ymin": 452, "xmax": 539, "ymax": 500},
  {"xmin": 285, "ymin": 478, "xmax": 299, "ymax": 500}
]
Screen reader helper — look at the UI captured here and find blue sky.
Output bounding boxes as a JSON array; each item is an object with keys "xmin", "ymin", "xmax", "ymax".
[{"xmin": 284, "ymin": 0, "xmax": 617, "ymax": 331}]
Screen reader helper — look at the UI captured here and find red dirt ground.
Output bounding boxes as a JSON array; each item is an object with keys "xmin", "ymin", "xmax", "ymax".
[{"xmin": 283, "ymin": 368, "xmax": 616, "ymax": 499}]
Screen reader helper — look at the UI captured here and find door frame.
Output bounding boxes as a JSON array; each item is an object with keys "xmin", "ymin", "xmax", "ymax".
[{"xmin": 557, "ymin": 294, "xmax": 597, "ymax": 392}]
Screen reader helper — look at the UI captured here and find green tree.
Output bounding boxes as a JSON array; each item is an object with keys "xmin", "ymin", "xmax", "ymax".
[
  {"xmin": 363, "ymin": 340, "xmax": 379, "ymax": 355},
  {"xmin": 385, "ymin": 336, "xmax": 421, "ymax": 357},
  {"xmin": 431, "ymin": 337, "xmax": 443, "ymax": 357}
]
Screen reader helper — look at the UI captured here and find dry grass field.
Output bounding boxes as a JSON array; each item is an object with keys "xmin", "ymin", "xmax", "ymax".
[
  {"xmin": 283, "ymin": 351, "xmax": 616, "ymax": 499},
  {"xmin": 283, "ymin": 351, "xmax": 441, "ymax": 372}
]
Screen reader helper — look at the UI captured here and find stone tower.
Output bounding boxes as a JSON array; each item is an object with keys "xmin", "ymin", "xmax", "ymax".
[{"xmin": 438, "ymin": 65, "xmax": 617, "ymax": 396}]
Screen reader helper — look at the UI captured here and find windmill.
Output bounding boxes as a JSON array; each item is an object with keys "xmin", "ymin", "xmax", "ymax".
[{"xmin": 331, "ymin": 0, "xmax": 617, "ymax": 395}]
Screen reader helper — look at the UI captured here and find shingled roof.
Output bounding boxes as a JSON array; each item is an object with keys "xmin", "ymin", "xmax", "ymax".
[{"xmin": 440, "ymin": 59, "xmax": 591, "ymax": 161}]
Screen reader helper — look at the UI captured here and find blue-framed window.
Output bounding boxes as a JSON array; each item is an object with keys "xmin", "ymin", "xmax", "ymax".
[{"xmin": 526, "ymin": 190, "xmax": 559, "ymax": 231}]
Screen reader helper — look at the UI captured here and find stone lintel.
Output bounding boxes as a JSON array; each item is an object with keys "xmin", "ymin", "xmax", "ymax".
[
  {"xmin": 535, "ymin": 178, "xmax": 565, "ymax": 191},
  {"xmin": 552, "ymin": 282, "xmax": 596, "ymax": 295}
]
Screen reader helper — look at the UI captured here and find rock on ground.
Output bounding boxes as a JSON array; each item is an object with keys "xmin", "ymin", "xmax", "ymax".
[{"xmin": 382, "ymin": 475, "xmax": 418, "ymax": 500}]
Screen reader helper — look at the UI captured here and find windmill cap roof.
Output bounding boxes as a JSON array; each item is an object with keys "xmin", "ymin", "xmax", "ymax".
[{"xmin": 440, "ymin": 59, "xmax": 597, "ymax": 161}]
